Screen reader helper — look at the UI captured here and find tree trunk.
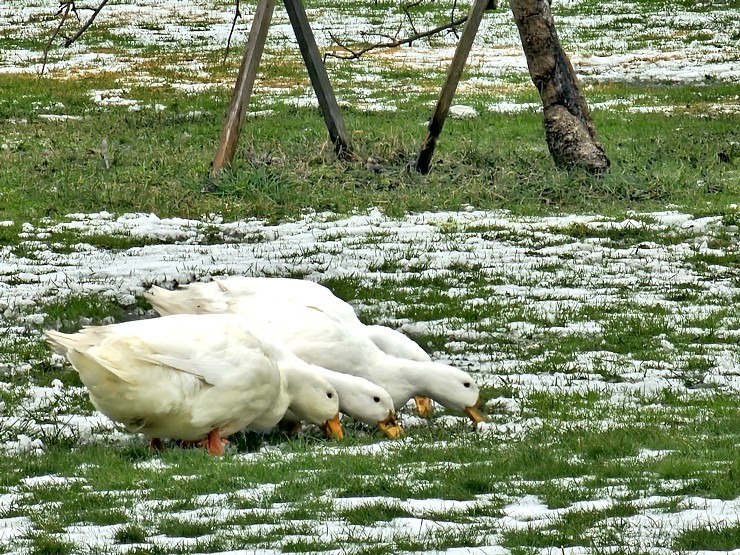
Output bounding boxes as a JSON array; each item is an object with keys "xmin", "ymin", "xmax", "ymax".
[{"xmin": 509, "ymin": 0, "xmax": 610, "ymax": 173}]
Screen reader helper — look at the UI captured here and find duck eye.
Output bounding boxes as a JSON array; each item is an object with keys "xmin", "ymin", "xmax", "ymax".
[
  {"xmin": 327, "ymin": 392, "xmax": 334, "ymax": 399},
  {"xmin": 373, "ymin": 396, "xmax": 380, "ymax": 403},
  {"xmin": 463, "ymin": 382, "xmax": 471, "ymax": 388}
]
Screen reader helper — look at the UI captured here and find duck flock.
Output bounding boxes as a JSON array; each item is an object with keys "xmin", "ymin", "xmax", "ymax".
[{"xmin": 45, "ymin": 277, "xmax": 486, "ymax": 454}]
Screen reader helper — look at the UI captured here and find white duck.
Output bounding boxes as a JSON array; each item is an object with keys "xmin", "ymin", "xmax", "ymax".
[
  {"xmin": 146, "ymin": 277, "xmax": 435, "ymax": 416},
  {"xmin": 45, "ymin": 313, "xmax": 343, "ymax": 454},
  {"xmin": 146, "ymin": 287, "xmax": 401, "ymax": 437},
  {"xmin": 146, "ymin": 292, "xmax": 486, "ymax": 424},
  {"xmin": 350, "ymin": 322, "xmax": 435, "ymax": 417}
]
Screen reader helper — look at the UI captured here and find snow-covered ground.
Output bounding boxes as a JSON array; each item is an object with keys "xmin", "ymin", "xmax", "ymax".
[
  {"xmin": 1, "ymin": 1, "xmax": 739, "ymax": 552},
  {"xmin": 0, "ymin": 207, "xmax": 739, "ymax": 554},
  {"xmin": 0, "ymin": 0, "xmax": 738, "ymax": 113},
  {"xmin": 2, "ymin": 207, "xmax": 738, "ymax": 446}
]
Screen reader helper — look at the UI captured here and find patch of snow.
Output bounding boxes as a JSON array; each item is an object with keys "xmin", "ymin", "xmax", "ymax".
[
  {"xmin": 36, "ymin": 114, "xmax": 84, "ymax": 122},
  {"xmin": 0, "ymin": 516, "xmax": 30, "ymax": 543},
  {"xmin": 449, "ymin": 105, "xmax": 478, "ymax": 118},
  {"xmin": 20, "ymin": 474, "xmax": 85, "ymax": 487},
  {"xmin": 1, "ymin": 434, "xmax": 46, "ymax": 456},
  {"xmin": 134, "ymin": 458, "xmax": 170, "ymax": 471}
]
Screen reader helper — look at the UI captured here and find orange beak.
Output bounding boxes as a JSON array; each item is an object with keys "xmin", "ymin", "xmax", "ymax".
[
  {"xmin": 414, "ymin": 395, "xmax": 434, "ymax": 418},
  {"xmin": 464, "ymin": 397, "xmax": 487, "ymax": 425},
  {"xmin": 377, "ymin": 411, "xmax": 404, "ymax": 439},
  {"xmin": 320, "ymin": 412, "xmax": 344, "ymax": 440}
]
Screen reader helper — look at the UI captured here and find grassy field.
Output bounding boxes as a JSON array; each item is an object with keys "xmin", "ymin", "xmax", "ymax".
[{"xmin": 1, "ymin": 0, "xmax": 740, "ymax": 553}]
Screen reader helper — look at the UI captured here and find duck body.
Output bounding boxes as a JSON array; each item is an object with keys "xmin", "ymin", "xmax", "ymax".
[
  {"xmin": 363, "ymin": 324, "xmax": 430, "ymax": 363},
  {"xmin": 173, "ymin": 277, "xmax": 360, "ymax": 323},
  {"xmin": 147, "ymin": 277, "xmax": 428, "ymax": 362},
  {"xmin": 46, "ymin": 314, "xmax": 289, "ymax": 450}
]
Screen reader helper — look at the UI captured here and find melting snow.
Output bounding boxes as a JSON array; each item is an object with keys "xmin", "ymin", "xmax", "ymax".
[
  {"xmin": 0, "ymin": 1, "xmax": 739, "ymax": 549},
  {"xmin": 0, "ymin": 206, "xmax": 737, "ymax": 555},
  {"xmin": 0, "ymin": 0, "xmax": 738, "ymax": 113}
]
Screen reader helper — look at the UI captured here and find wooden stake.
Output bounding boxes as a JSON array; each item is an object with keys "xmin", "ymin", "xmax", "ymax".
[
  {"xmin": 415, "ymin": 0, "xmax": 490, "ymax": 175},
  {"xmin": 283, "ymin": 0, "xmax": 353, "ymax": 158},
  {"xmin": 211, "ymin": 0, "xmax": 276, "ymax": 178}
]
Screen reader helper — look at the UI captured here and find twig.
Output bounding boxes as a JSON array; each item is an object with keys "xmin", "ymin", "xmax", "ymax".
[
  {"xmin": 326, "ymin": 14, "xmax": 470, "ymax": 61},
  {"xmin": 401, "ymin": 0, "xmax": 423, "ymax": 39},
  {"xmin": 223, "ymin": 0, "xmax": 242, "ymax": 64},
  {"xmin": 41, "ymin": 1, "xmax": 74, "ymax": 76},
  {"xmin": 358, "ymin": 27, "xmax": 404, "ymax": 43},
  {"xmin": 450, "ymin": 0, "xmax": 460, "ymax": 39},
  {"xmin": 63, "ymin": 0, "xmax": 110, "ymax": 47}
]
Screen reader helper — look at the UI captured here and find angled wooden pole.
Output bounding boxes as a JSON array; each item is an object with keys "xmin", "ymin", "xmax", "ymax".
[
  {"xmin": 415, "ymin": 0, "xmax": 490, "ymax": 174},
  {"xmin": 282, "ymin": 0, "xmax": 353, "ymax": 158},
  {"xmin": 211, "ymin": 0, "xmax": 276, "ymax": 178}
]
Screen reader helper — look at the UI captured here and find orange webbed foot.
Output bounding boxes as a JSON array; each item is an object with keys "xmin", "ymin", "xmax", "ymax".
[{"xmin": 414, "ymin": 396, "xmax": 434, "ymax": 418}]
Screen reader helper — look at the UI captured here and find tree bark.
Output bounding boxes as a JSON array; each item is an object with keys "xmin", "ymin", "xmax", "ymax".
[{"xmin": 509, "ymin": 0, "xmax": 610, "ymax": 173}]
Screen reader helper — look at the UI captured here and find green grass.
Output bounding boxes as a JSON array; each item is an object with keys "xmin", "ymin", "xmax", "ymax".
[
  {"xmin": 501, "ymin": 503, "xmax": 639, "ymax": 549},
  {"xmin": 0, "ymin": 404, "xmax": 738, "ymax": 551},
  {"xmin": 25, "ymin": 534, "xmax": 75, "ymax": 555},
  {"xmin": 157, "ymin": 517, "xmax": 217, "ymax": 538},
  {"xmin": 0, "ymin": 73, "xmax": 738, "ymax": 222},
  {"xmin": 674, "ymin": 522, "xmax": 740, "ymax": 550},
  {"xmin": 114, "ymin": 524, "xmax": 148, "ymax": 544}
]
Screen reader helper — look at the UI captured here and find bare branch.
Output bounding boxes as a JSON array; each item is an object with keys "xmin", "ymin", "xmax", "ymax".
[
  {"xmin": 63, "ymin": 0, "xmax": 110, "ymax": 47},
  {"xmin": 223, "ymin": 0, "xmax": 242, "ymax": 64},
  {"xmin": 450, "ymin": 0, "xmax": 460, "ymax": 39},
  {"xmin": 325, "ymin": 14, "xmax": 470, "ymax": 61},
  {"xmin": 358, "ymin": 26, "xmax": 404, "ymax": 43},
  {"xmin": 42, "ymin": 1, "xmax": 74, "ymax": 75},
  {"xmin": 42, "ymin": 0, "xmax": 108, "ymax": 74},
  {"xmin": 401, "ymin": 0, "xmax": 423, "ymax": 39},
  {"xmin": 324, "ymin": 0, "xmax": 497, "ymax": 62}
]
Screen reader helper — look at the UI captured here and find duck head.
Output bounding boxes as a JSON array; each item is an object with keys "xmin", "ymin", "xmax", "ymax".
[
  {"xmin": 325, "ymin": 371, "xmax": 403, "ymax": 439},
  {"xmin": 423, "ymin": 364, "xmax": 486, "ymax": 425},
  {"xmin": 285, "ymin": 367, "xmax": 344, "ymax": 439}
]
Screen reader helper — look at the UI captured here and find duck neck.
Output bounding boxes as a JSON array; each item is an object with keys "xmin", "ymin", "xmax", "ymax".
[
  {"xmin": 253, "ymin": 365, "xmax": 290, "ymax": 430},
  {"xmin": 279, "ymin": 363, "xmax": 305, "ymax": 402},
  {"xmin": 393, "ymin": 359, "xmax": 448, "ymax": 399}
]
